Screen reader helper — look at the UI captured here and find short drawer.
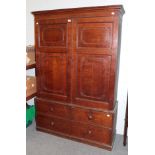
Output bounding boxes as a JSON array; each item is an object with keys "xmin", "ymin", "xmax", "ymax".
[
  {"xmin": 71, "ymin": 107, "xmax": 114, "ymax": 128},
  {"xmin": 71, "ymin": 121, "xmax": 112, "ymax": 145},
  {"xmin": 36, "ymin": 115, "xmax": 71, "ymax": 135},
  {"xmin": 35, "ymin": 98, "xmax": 70, "ymax": 119}
]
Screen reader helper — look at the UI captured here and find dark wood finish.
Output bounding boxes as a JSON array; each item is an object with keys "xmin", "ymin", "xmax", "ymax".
[
  {"xmin": 37, "ymin": 53, "xmax": 70, "ymax": 102},
  {"xmin": 36, "ymin": 114, "xmax": 71, "ymax": 135},
  {"xmin": 35, "ymin": 98, "xmax": 70, "ymax": 119},
  {"xmin": 35, "ymin": 98, "xmax": 116, "ymax": 127},
  {"xmin": 123, "ymin": 95, "xmax": 128, "ymax": 146},
  {"xmin": 71, "ymin": 106, "xmax": 114, "ymax": 128},
  {"xmin": 32, "ymin": 5, "xmax": 124, "ymax": 150},
  {"xmin": 71, "ymin": 121, "xmax": 113, "ymax": 146},
  {"xmin": 36, "ymin": 127, "xmax": 113, "ymax": 151}
]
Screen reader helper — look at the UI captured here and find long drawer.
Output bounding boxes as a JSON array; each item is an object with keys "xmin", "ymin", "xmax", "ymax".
[
  {"xmin": 36, "ymin": 114, "xmax": 113, "ymax": 147},
  {"xmin": 35, "ymin": 98, "xmax": 115, "ymax": 128}
]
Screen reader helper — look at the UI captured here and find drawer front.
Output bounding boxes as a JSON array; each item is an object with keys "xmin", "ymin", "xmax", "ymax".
[
  {"xmin": 36, "ymin": 115, "xmax": 71, "ymax": 134},
  {"xmin": 71, "ymin": 107, "xmax": 114, "ymax": 128},
  {"xmin": 71, "ymin": 122, "xmax": 112, "ymax": 145},
  {"xmin": 36, "ymin": 99, "xmax": 70, "ymax": 119}
]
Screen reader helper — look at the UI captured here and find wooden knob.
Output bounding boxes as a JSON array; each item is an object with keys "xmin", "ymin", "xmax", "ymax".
[
  {"xmin": 51, "ymin": 121, "xmax": 54, "ymax": 126},
  {"xmin": 68, "ymin": 19, "xmax": 72, "ymax": 22},
  {"xmin": 50, "ymin": 107, "xmax": 54, "ymax": 112},
  {"xmin": 111, "ymin": 12, "xmax": 115, "ymax": 15},
  {"xmin": 88, "ymin": 130, "xmax": 92, "ymax": 134},
  {"xmin": 88, "ymin": 115, "xmax": 93, "ymax": 120},
  {"xmin": 106, "ymin": 114, "xmax": 110, "ymax": 117}
]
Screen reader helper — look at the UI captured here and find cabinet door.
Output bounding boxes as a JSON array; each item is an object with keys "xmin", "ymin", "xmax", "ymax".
[
  {"xmin": 35, "ymin": 19, "xmax": 71, "ymax": 102},
  {"xmin": 72, "ymin": 17, "xmax": 119, "ymax": 110}
]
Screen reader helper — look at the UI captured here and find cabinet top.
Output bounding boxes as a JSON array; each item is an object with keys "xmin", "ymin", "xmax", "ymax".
[{"xmin": 32, "ymin": 5, "xmax": 125, "ymax": 17}]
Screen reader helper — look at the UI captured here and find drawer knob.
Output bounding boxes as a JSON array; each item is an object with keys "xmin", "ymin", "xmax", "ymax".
[
  {"xmin": 51, "ymin": 121, "xmax": 54, "ymax": 126},
  {"xmin": 111, "ymin": 12, "xmax": 115, "ymax": 15},
  {"xmin": 36, "ymin": 22, "xmax": 38, "ymax": 25},
  {"xmin": 88, "ymin": 130, "xmax": 92, "ymax": 134},
  {"xmin": 88, "ymin": 115, "xmax": 93, "ymax": 120},
  {"xmin": 107, "ymin": 114, "xmax": 110, "ymax": 117},
  {"xmin": 68, "ymin": 19, "xmax": 72, "ymax": 22},
  {"xmin": 50, "ymin": 107, "xmax": 54, "ymax": 112}
]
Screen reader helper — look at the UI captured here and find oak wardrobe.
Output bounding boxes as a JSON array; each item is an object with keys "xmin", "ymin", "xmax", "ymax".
[{"xmin": 32, "ymin": 5, "xmax": 125, "ymax": 150}]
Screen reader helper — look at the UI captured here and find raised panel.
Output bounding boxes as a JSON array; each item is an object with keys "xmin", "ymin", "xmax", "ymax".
[
  {"xmin": 78, "ymin": 23, "xmax": 113, "ymax": 48},
  {"xmin": 77, "ymin": 55, "xmax": 111, "ymax": 101},
  {"xmin": 43, "ymin": 28, "xmax": 64, "ymax": 42},
  {"xmin": 39, "ymin": 53, "xmax": 67, "ymax": 96},
  {"xmin": 39, "ymin": 24, "xmax": 67, "ymax": 47}
]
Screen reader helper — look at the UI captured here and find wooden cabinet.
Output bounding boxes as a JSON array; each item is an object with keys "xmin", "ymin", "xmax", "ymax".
[{"xmin": 32, "ymin": 5, "xmax": 124, "ymax": 150}]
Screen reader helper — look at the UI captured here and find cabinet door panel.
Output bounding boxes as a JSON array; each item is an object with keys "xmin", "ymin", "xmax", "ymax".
[
  {"xmin": 77, "ymin": 55, "xmax": 111, "ymax": 101},
  {"xmin": 76, "ymin": 17, "xmax": 114, "ymax": 51},
  {"xmin": 35, "ymin": 19, "xmax": 68, "ymax": 52},
  {"xmin": 39, "ymin": 24, "xmax": 66, "ymax": 47},
  {"xmin": 72, "ymin": 17, "xmax": 118, "ymax": 110},
  {"xmin": 37, "ymin": 53, "xmax": 70, "ymax": 102},
  {"xmin": 78, "ymin": 22, "xmax": 112, "ymax": 49}
]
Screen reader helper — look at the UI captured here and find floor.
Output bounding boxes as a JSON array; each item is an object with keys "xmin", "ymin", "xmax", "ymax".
[{"xmin": 26, "ymin": 121, "xmax": 128, "ymax": 155}]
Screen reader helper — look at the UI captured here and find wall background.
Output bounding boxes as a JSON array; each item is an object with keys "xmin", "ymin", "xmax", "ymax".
[{"xmin": 26, "ymin": 0, "xmax": 128, "ymax": 135}]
